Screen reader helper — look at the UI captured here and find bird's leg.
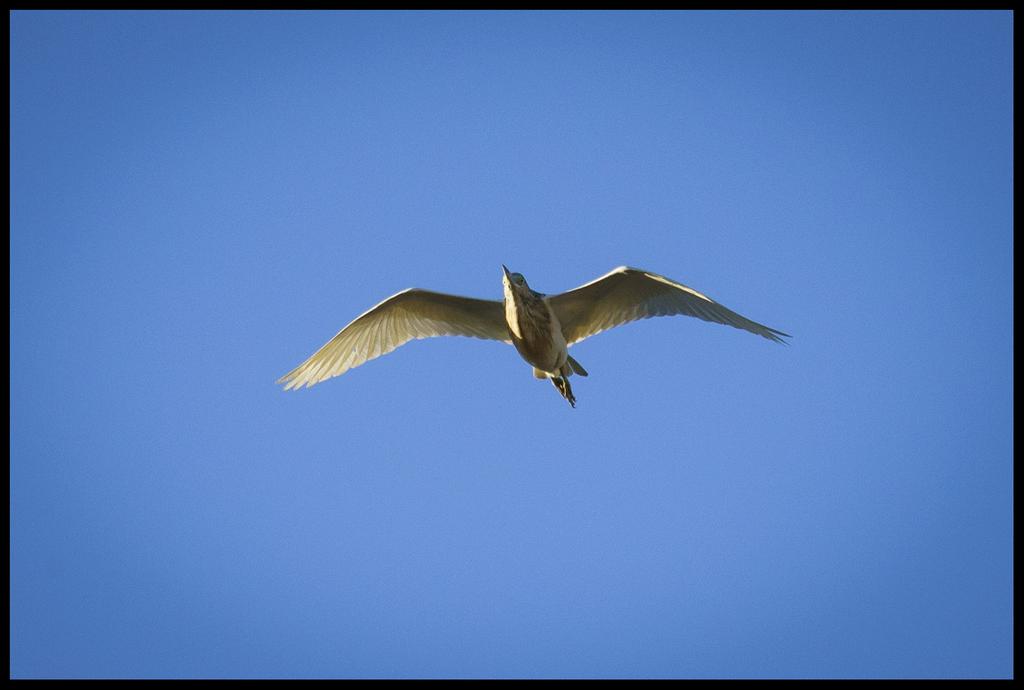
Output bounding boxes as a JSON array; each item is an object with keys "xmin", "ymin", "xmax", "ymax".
[{"xmin": 551, "ymin": 375, "xmax": 576, "ymax": 408}]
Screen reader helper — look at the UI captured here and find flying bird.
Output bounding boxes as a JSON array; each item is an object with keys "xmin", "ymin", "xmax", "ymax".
[{"xmin": 277, "ymin": 266, "xmax": 790, "ymax": 407}]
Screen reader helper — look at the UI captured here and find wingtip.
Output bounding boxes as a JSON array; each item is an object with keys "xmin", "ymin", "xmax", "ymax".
[{"xmin": 276, "ymin": 371, "xmax": 302, "ymax": 390}]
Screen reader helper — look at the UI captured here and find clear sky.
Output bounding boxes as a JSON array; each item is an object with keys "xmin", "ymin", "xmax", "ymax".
[{"xmin": 10, "ymin": 11, "xmax": 1012, "ymax": 679}]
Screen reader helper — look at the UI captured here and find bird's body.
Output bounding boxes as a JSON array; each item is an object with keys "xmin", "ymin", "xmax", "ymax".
[
  {"xmin": 278, "ymin": 266, "xmax": 789, "ymax": 406},
  {"xmin": 504, "ymin": 287, "xmax": 562, "ymax": 371},
  {"xmin": 501, "ymin": 267, "xmax": 581, "ymax": 405},
  {"xmin": 507, "ymin": 300, "xmax": 567, "ymax": 374}
]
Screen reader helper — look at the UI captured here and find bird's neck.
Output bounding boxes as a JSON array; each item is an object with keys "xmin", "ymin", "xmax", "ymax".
[
  {"xmin": 504, "ymin": 292, "xmax": 551, "ymax": 343},
  {"xmin": 504, "ymin": 295, "xmax": 523, "ymax": 339}
]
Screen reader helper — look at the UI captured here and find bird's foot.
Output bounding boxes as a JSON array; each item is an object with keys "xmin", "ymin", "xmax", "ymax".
[{"xmin": 551, "ymin": 376, "xmax": 576, "ymax": 408}]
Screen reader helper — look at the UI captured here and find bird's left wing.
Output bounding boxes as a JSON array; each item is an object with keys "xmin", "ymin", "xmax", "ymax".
[
  {"xmin": 549, "ymin": 266, "xmax": 790, "ymax": 346},
  {"xmin": 278, "ymin": 289, "xmax": 509, "ymax": 390}
]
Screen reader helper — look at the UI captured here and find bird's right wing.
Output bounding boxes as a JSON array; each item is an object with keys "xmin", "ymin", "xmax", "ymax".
[
  {"xmin": 277, "ymin": 289, "xmax": 509, "ymax": 390},
  {"xmin": 549, "ymin": 266, "xmax": 790, "ymax": 346}
]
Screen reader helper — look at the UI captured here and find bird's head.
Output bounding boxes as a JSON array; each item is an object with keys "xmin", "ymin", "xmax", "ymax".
[{"xmin": 501, "ymin": 264, "xmax": 534, "ymax": 303}]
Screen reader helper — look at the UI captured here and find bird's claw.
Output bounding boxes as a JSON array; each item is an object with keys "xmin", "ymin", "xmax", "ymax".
[{"xmin": 552, "ymin": 376, "xmax": 576, "ymax": 408}]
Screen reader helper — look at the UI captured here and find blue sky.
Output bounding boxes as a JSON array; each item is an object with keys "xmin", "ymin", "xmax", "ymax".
[{"xmin": 10, "ymin": 11, "xmax": 1012, "ymax": 679}]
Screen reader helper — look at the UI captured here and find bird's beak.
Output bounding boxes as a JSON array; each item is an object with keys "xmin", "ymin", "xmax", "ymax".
[{"xmin": 501, "ymin": 264, "xmax": 511, "ymax": 280}]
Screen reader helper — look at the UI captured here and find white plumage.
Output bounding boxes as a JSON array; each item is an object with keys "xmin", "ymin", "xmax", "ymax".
[{"xmin": 277, "ymin": 266, "xmax": 789, "ymax": 403}]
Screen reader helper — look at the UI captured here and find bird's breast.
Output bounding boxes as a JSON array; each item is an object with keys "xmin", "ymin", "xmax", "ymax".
[{"xmin": 505, "ymin": 296, "xmax": 567, "ymax": 373}]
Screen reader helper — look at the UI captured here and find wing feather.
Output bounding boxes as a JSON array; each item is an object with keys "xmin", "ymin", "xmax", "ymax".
[
  {"xmin": 278, "ymin": 288, "xmax": 509, "ymax": 390},
  {"xmin": 549, "ymin": 266, "xmax": 790, "ymax": 346}
]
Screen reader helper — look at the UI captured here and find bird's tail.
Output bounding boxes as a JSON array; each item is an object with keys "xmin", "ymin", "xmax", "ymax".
[
  {"xmin": 536, "ymin": 355, "xmax": 587, "ymax": 380},
  {"xmin": 567, "ymin": 355, "xmax": 588, "ymax": 377}
]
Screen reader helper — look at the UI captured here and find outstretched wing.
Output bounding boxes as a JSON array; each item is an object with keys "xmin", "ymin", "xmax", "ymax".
[
  {"xmin": 278, "ymin": 289, "xmax": 509, "ymax": 390},
  {"xmin": 548, "ymin": 266, "xmax": 790, "ymax": 346}
]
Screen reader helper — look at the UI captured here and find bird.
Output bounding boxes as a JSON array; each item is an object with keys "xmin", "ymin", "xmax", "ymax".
[{"xmin": 277, "ymin": 265, "xmax": 790, "ymax": 407}]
